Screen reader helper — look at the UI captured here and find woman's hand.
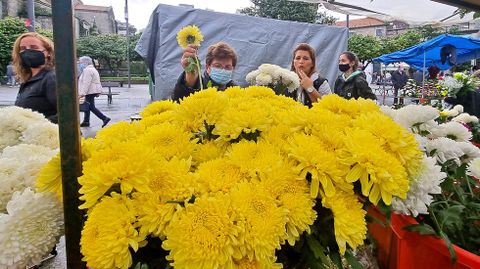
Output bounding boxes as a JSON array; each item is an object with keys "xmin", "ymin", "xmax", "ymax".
[
  {"xmin": 181, "ymin": 44, "xmax": 198, "ymax": 70},
  {"xmin": 299, "ymin": 70, "xmax": 314, "ymax": 89}
]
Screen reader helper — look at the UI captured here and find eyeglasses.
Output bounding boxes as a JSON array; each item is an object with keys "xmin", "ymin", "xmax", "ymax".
[{"xmin": 210, "ymin": 63, "xmax": 234, "ymax": 71}]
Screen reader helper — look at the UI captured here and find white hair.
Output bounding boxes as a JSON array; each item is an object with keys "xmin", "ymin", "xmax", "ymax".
[{"xmin": 79, "ymin": 56, "xmax": 93, "ymax": 65}]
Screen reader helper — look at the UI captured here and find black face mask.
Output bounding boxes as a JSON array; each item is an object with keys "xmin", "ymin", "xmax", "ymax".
[
  {"xmin": 20, "ymin": 49, "xmax": 46, "ymax": 68},
  {"xmin": 338, "ymin": 63, "xmax": 351, "ymax": 72}
]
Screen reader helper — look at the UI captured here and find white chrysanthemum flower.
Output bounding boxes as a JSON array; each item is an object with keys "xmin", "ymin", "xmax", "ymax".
[
  {"xmin": 452, "ymin": 113, "xmax": 479, "ymax": 124},
  {"xmin": 258, "ymin": 63, "xmax": 279, "ymax": 78},
  {"xmin": 393, "ymin": 156, "xmax": 446, "ymax": 216},
  {"xmin": 22, "ymin": 122, "xmax": 59, "ymax": 150},
  {"xmin": 453, "ymin": 105, "xmax": 464, "ymax": 113},
  {"xmin": 394, "ymin": 105, "xmax": 439, "ymax": 134},
  {"xmin": 442, "ymin": 109, "xmax": 460, "ymax": 117},
  {"xmin": 256, "ymin": 73, "xmax": 273, "ymax": 85},
  {"xmin": 426, "ymin": 137, "xmax": 464, "ymax": 165},
  {"xmin": 246, "ymin": 70, "xmax": 260, "ymax": 84},
  {"xmin": 0, "ymin": 145, "xmax": 57, "ymax": 212},
  {"xmin": 467, "ymin": 157, "xmax": 480, "ymax": 178},
  {"xmin": 440, "ymin": 76, "xmax": 463, "ymax": 95},
  {"xmin": 433, "ymin": 122, "xmax": 472, "ymax": 142},
  {"xmin": 415, "ymin": 135, "xmax": 428, "ymax": 151},
  {"xmin": 0, "ymin": 107, "xmax": 54, "ymax": 151},
  {"xmin": 279, "ymin": 69, "xmax": 300, "ymax": 90},
  {"xmin": 0, "ymin": 188, "xmax": 64, "ymax": 269},
  {"xmin": 380, "ymin": 106, "xmax": 396, "ymax": 119},
  {"xmin": 457, "ymin": 141, "xmax": 480, "ymax": 164}
]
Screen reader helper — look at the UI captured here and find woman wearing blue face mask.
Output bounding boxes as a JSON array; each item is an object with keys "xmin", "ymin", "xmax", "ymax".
[
  {"xmin": 12, "ymin": 32, "xmax": 58, "ymax": 123},
  {"xmin": 173, "ymin": 41, "xmax": 238, "ymax": 101}
]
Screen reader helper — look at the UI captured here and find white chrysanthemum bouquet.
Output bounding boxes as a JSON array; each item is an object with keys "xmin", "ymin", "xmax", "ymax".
[
  {"xmin": 438, "ymin": 72, "xmax": 479, "ymax": 98},
  {"xmin": 246, "ymin": 63, "xmax": 300, "ymax": 95},
  {"xmin": 0, "ymin": 106, "xmax": 63, "ymax": 269}
]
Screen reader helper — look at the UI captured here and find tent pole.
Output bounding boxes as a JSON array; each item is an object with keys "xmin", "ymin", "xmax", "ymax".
[{"xmin": 422, "ymin": 50, "xmax": 426, "ymax": 102}]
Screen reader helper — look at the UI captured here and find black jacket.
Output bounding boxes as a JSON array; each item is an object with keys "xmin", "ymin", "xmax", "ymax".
[
  {"xmin": 173, "ymin": 71, "xmax": 236, "ymax": 101},
  {"xmin": 15, "ymin": 69, "xmax": 57, "ymax": 123},
  {"xmin": 392, "ymin": 70, "xmax": 408, "ymax": 89},
  {"xmin": 334, "ymin": 71, "xmax": 376, "ymax": 100},
  {"xmin": 284, "ymin": 75, "xmax": 327, "ymax": 108}
]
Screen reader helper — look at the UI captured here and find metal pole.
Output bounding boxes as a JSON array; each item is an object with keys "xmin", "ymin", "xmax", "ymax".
[
  {"xmin": 26, "ymin": 0, "xmax": 35, "ymax": 32},
  {"xmin": 346, "ymin": 14, "xmax": 350, "ymax": 37},
  {"xmin": 125, "ymin": 0, "xmax": 131, "ymax": 88},
  {"xmin": 422, "ymin": 50, "xmax": 426, "ymax": 100},
  {"xmin": 50, "ymin": 0, "xmax": 85, "ymax": 268}
]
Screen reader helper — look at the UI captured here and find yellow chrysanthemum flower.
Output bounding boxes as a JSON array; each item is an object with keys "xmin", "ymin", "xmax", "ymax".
[
  {"xmin": 163, "ymin": 195, "xmax": 242, "ymax": 269},
  {"xmin": 234, "ymin": 257, "xmax": 282, "ymax": 269},
  {"xmin": 214, "ymin": 98, "xmax": 274, "ymax": 141},
  {"xmin": 227, "ymin": 141, "xmax": 284, "ymax": 178},
  {"xmin": 230, "ymin": 182, "xmax": 288, "ymax": 261},
  {"xmin": 259, "ymin": 166, "xmax": 317, "ymax": 245},
  {"xmin": 137, "ymin": 123, "xmax": 195, "ymax": 160},
  {"xmin": 78, "ymin": 142, "xmax": 161, "ymax": 209},
  {"xmin": 192, "ymin": 139, "xmax": 230, "ymax": 165},
  {"xmin": 243, "ymin": 86, "xmax": 277, "ymax": 99},
  {"xmin": 224, "ymin": 86, "xmax": 246, "ymax": 99},
  {"xmin": 195, "ymin": 158, "xmax": 250, "ymax": 195},
  {"xmin": 339, "ymin": 130, "xmax": 409, "ymax": 205},
  {"xmin": 35, "ymin": 153, "xmax": 62, "ymax": 201},
  {"xmin": 139, "ymin": 100, "xmax": 178, "ymax": 118},
  {"xmin": 322, "ymin": 191, "xmax": 367, "ymax": 254},
  {"xmin": 94, "ymin": 121, "xmax": 146, "ymax": 148},
  {"xmin": 287, "ymin": 133, "xmax": 350, "ymax": 198},
  {"xmin": 259, "ymin": 123, "xmax": 296, "ymax": 155},
  {"xmin": 176, "ymin": 88, "xmax": 228, "ymax": 132},
  {"xmin": 81, "ymin": 194, "xmax": 145, "ymax": 269},
  {"xmin": 313, "ymin": 95, "xmax": 379, "ymax": 119},
  {"xmin": 134, "ymin": 157, "xmax": 194, "ymax": 237},
  {"xmin": 176, "ymin": 25, "xmax": 204, "ymax": 49},
  {"xmin": 352, "ymin": 112, "xmax": 423, "ymax": 178}
]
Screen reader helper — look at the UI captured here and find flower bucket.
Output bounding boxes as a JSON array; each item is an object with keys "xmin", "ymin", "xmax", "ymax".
[{"xmin": 367, "ymin": 208, "xmax": 480, "ymax": 269}]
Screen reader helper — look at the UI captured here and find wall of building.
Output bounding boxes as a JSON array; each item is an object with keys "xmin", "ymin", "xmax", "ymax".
[{"xmin": 75, "ymin": 10, "xmax": 116, "ymax": 35}]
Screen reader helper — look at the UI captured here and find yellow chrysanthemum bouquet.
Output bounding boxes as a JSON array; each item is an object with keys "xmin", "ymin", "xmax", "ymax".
[
  {"xmin": 36, "ymin": 87, "xmax": 423, "ymax": 268},
  {"xmin": 177, "ymin": 25, "xmax": 204, "ymax": 89}
]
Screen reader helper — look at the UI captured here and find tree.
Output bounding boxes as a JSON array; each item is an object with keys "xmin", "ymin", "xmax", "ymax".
[
  {"xmin": 348, "ymin": 34, "xmax": 382, "ymax": 63},
  {"xmin": 0, "ymin": 17, "xmax": 27, "ymax": 74},
  {"xmin": 239, "ymin": 0, "xmax": 336, "ymax": 24},
  {"xmin": 128, "ymin": 33, "xmax": 143, "ymax": 62},
  {"xmin": 77, "ymin": 34, "xmax": 127, "ymax": 75}
]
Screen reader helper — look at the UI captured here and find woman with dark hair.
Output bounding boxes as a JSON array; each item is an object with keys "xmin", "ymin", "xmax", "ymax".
[
  {"xmin": 12, "ymin": 32, "xmax": 57, "ymax": 122},
  {"xmin": 333, "ymin": 51, "xmax": 376, "ymax": 100},
  {"xmin": 286, "ymin": 43, "xmax": 331, "ymax": 107}
]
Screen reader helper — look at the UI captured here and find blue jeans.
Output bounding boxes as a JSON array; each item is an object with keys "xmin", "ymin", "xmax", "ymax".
[{"xmin": 83, "ymin": 94, "xmax": 107, "ymax": 123}]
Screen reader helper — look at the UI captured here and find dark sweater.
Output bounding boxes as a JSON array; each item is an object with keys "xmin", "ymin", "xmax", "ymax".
[
  {"xmin": 334, "ymin": 71, "xmax": 376, "ymax": 100},
  {"xmin": 172, "ymin": 71, "xmax": 236, "ymax": 101}
]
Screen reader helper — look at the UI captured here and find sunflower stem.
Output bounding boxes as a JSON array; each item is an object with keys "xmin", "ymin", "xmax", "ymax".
[{"xmin": 194, "ymin": 56, "xmax": 203, "ymax": 90}]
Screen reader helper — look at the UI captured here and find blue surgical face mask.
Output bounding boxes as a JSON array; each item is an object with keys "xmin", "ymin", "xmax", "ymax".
[{"xmin": 209, "ymin": 67, "xmax": 233, "ymax": 85}]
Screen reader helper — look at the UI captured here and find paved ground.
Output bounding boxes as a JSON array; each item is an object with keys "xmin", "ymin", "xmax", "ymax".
[{"xmin": 0, "ymin": 84, "xmax": 152, "ymax": 138}]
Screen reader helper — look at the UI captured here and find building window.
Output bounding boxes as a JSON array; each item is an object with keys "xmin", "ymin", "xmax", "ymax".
[{"xmin": 375, "ymin": 27, "xmax": 385, "ymax": 37}]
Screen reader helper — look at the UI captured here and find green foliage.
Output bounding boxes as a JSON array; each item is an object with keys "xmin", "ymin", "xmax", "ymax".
[
  {"xmin": 239, "ymin": 0, "xmax": 336, "ymax": 24},
  {"xmin": 36, "ymin": 28, "xmax": 53, "ymax": 40},
  {"xmin": 128, "ymin": 33, "xmax": 143, "ymax": 62},
  {"xmin": 77, "ymin": 34, "xmax": 128, "ymax": 75},
  {"xmin": 0, "ymin": 17, "xmax": 27, "ymax": 74},
  {"xmin": 348, "ymin": 34, "xmax": 382, "ymax": 63}
]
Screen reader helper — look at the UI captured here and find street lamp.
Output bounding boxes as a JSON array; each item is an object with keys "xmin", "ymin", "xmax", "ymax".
[{"xmin": 125, "ymin": 0, "xmax": 131, "ymax": 88}]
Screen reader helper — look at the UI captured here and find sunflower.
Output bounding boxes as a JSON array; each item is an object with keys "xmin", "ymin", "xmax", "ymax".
[
  {"xmin": 81, "ymin": 194, "xmax": 145, "ymax": 269},
  {"xmin": 140, "ymin": 100, "xmax": 178, "ymax": 118},
  {"xmin": 176, "ymin": 25, "xmax": 204, "ymax": 49},
  {"xmin": 230, "ymin": 182, "xmax": 287, "ymax": 261},
  {"xmin": 163, "ymin": 194, "xmax": 242, "ymax": 269},
  {"xmin": 322, "ymin": 191, "xmax": 367, "ymax": 254}
]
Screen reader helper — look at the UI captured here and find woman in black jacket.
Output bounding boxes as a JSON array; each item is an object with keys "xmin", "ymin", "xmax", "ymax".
[
  {"xmin": 334, "ymin": 51, "xmax": 376, "ymax": 101},
  {"xmin": 12, "ymin": 32, "xmax": 57, "ymax": 123}
]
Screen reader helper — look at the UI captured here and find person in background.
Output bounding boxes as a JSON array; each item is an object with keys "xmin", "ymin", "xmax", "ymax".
[
  {"xmin": 333, "ymin": 51, "xmax": 376, "ymax": 100},
  {"xmin": 77, "ymin": 56, "xmax": 110, "ymax": 128},
  {"xmin": 391, "ymin": 64, "xmax": 408, "ymax": 105},
  {"xmin": 12, "ymin": 32, "xmax": 57, "ymax": 122},
  {"xmin": 173, "ymin": 41, "xmax": 238, "ymax": 101},
  {"xmin": 6, "ymin": 62, "xmax": 16, "ymax": 87},
  {"xmin": 285, "ymin": 43, "xmax": 331, "ymax": 107}
]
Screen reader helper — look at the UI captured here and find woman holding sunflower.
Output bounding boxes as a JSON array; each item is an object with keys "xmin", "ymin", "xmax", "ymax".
[{"xmin": 173, "ymin": 25, "xmax": 238, "ymax": 101}]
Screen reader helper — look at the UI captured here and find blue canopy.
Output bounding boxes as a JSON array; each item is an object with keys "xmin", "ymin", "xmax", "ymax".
[{"xmin": 373, "ymin": 34, "xmax": 480, "ymax": 70}]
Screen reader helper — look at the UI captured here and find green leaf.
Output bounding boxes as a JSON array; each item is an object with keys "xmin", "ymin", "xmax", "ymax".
[
  {"xmin": 329, "ymin": 251, "xmax": 343, "ymax": 269},
  {"xmin": 403, "ymin": 224, "xmax": 437, "ymax": 236},
  {"xmin": 440, "ymin": 231, "xmax": 457, "ymax": 263},
  {"xmin": 306, "ymin": 237, "xmax": 330, "ymax": 265},
  {"xmin": 365, "ymin": 214, "xmax": 386, "ymax": 227},
  {"xmin": 438, "ymin": 205, "xmax": 465, "ymax": 229},
  {"xmin": 345, "ymin": 249, "xmax": 364, "ymax": 269},
  {"xmin": 184, "ymin": 57, "xmax": 197, "ymax": 73}
]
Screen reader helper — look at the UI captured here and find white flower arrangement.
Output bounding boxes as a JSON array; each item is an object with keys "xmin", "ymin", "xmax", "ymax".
[
  {"xmin": 390, "ymin": 105, "xmax": 440, "ymax": 135},
  {"xmin": 432, "ymin": 122, "xmax": 472, "ymax": 142},
  {"xmin": 467, "ymin": 157, "xmax": 480, "ymax": 178},
  {"xmin": 0, "ymin": 107, "xmax": 59, "ymax": 151},
  {"xmin": 452, "ymin": 113, "xmax": 479, "ymax": 124},
  {"xmin": 426, "ymin": 137, "xmax": 465, "ymax": 166},
  {"xmin": 0, "ymin": 188, "xmax": 63, "ymax": 269},
  {"xmin": 392, "ymin": 156, "xmax": 446, "ymax": 217},
  {"xmin": 246, "ymin": 63, "xmax": 300, "ymax": 94},
  {"xmin": 438, "ymin": 72, "xmax": 479, "ymax": 98}
]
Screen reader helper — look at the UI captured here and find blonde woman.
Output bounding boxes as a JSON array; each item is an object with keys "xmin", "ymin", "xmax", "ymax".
[{"xmin": 12, "ymin": 32, "xmax": 57, "ymax": 122}]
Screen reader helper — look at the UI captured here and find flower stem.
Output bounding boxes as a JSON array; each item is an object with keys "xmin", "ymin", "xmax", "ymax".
[{"xmin": 195, "ymin": 56, "xmax": 203, "ymax": 90}]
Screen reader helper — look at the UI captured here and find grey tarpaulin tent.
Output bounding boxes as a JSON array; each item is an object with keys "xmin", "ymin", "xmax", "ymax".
[{"xmin": 135, "ymin": 4, "xmax": 348, "ymax": 100}]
